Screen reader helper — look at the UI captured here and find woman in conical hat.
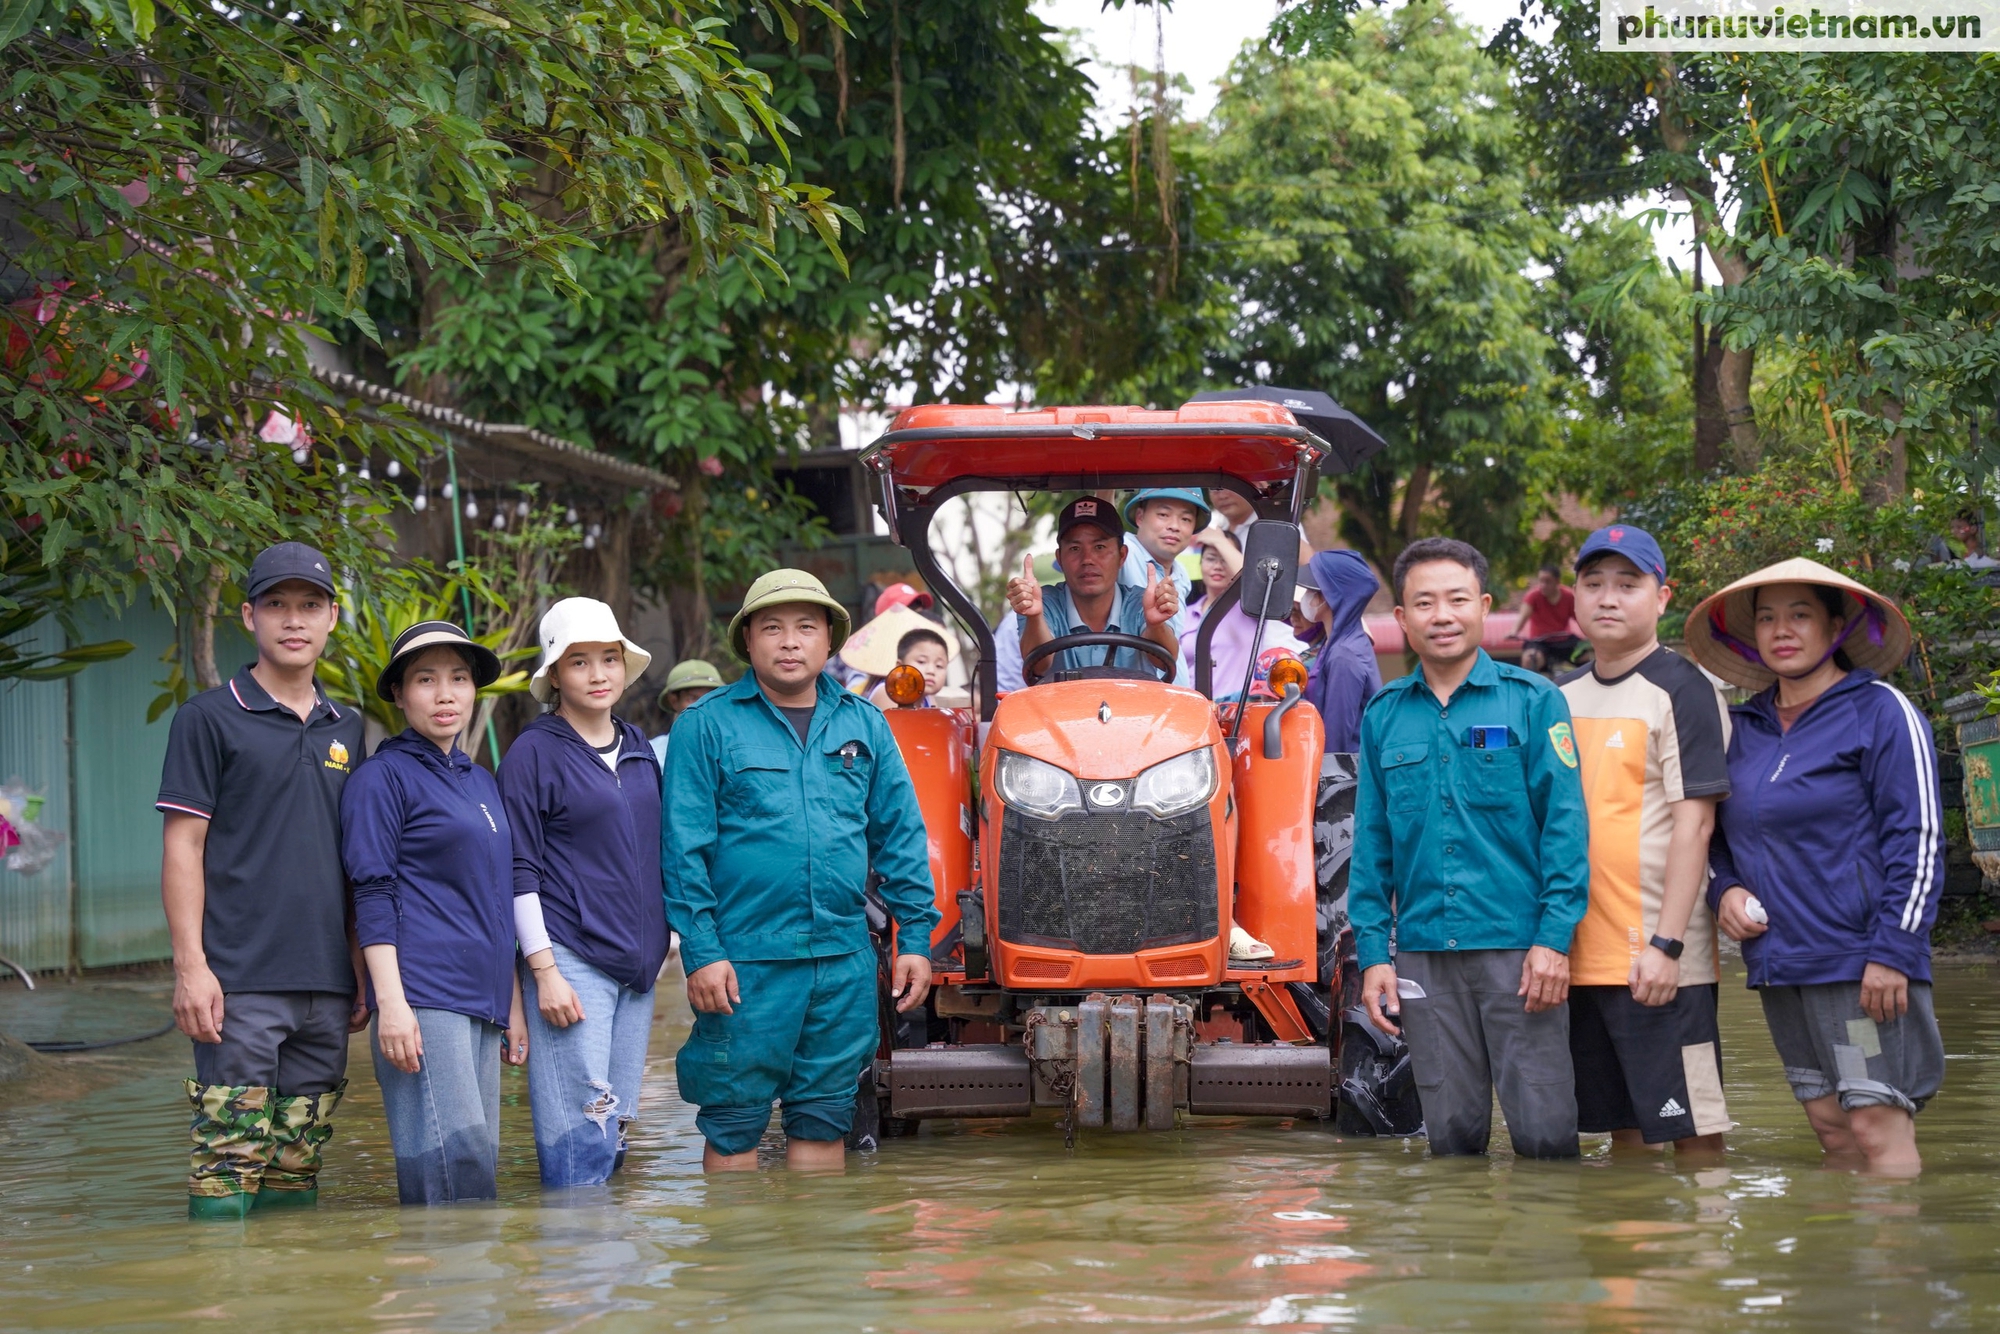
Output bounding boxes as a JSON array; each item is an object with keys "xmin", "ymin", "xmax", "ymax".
[{"xmin": 1684, "ymin": 557, "xmax": 1945, "ymax": 1176}]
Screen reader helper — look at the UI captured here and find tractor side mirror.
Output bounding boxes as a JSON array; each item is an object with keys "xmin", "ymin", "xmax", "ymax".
[{"xmin": 1239, "ymin": 521, "xmax": 1302, "ymax": 620}]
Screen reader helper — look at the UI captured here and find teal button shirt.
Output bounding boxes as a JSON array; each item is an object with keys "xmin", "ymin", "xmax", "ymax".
[
  {"xmin": 663, "ymin": 671, "xmax": 941, "ymax": 974},
  {"xmin": 1348, "ymin": 650, "xmax": 1590, "ymax": 970}
]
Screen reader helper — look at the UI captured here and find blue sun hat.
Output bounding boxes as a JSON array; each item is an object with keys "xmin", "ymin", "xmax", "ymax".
[{"xmin": 1122, "ymin": 487, "xmax": 1211, "ymax": 531}]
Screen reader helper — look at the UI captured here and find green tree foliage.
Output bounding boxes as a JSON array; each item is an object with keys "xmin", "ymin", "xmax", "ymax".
[
  {"xmin": 1698, "ymin": 54, "xmax": 2000, "ymax": 500},
  {"xmin": 1, "ymin": 0, "xmax": 844, "ymax": 681},
  {"xmin": 1200, "ymin": 2, "xmax": 1563, "ymax": 580},
  {"xmin": 386, "ymin": 0, "xmax": 1203, "ymax": 649}
]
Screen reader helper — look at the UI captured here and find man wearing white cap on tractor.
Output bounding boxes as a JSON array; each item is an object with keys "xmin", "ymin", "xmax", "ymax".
[
  {"xmin": 664, "ymin": 569, "xmax": 939, "ymax": 1171},
  {"xmin": 498, "ymin": 597, "xmax": 669, "ymax": 1189}
]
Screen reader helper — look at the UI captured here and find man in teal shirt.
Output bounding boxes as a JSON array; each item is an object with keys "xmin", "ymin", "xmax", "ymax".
[
  {"xmin": 664, "ymin": 569, "xmax": 940, "ymax": 1172},
  {"xmin": 1350, "ymin": 538, "xmax": 1590, "ymax": 1158}
]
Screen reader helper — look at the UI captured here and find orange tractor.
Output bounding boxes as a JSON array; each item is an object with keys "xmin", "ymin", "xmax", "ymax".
[{"xmin": 851, "ymin": 400, "xmax": 1412, "ymax": 1141}]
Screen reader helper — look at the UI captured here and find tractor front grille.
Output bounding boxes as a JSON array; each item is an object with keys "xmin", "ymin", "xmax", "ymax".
[{"xmin": 996, "ymin": 807, "xmax": 1218, "ymax": 955}]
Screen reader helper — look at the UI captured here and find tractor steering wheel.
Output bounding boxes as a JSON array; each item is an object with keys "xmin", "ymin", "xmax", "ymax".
[{"xmin": 1021, "ymin": 631, "xmax": 1177, "ymax": 682}]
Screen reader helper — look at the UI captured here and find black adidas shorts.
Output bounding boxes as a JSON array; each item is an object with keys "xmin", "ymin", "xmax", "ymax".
[{"xmin": 1570, "ymin": 983, "xmax": 1731, "ymax": 1144}]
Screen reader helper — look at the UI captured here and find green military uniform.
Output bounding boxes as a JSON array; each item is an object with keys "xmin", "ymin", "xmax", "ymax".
[
  {"xmin": 1349, "ymin": 648, "xmax": 1591, "ymax": 1158},
  {"xmin": 663, "ymin": 670, "xmax": 941, "ymax": 1153}
]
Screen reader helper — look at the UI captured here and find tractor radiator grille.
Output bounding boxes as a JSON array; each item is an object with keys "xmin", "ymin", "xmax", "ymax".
[{"xmin": 996, "ymin": 808, "xmax": 1217, "ymax": 955}]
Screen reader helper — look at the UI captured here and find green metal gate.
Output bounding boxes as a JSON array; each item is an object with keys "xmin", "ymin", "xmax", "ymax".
[
  {"xmin": 0, "ymin": 620, "xmax": 74, "ymax": 972},
  {"xmin": 0, "ymin": 600, "xmax": 188, "ymax": 971}
]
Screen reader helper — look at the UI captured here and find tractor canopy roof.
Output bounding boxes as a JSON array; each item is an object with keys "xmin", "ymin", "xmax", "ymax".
[{"xmin": 862, "ymin": 402, "xmax": 1328, "ymax": 536}]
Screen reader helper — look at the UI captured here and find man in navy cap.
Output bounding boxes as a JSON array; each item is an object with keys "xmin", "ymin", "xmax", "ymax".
[
  {"xmin": 1560, "ymin": 524, "xmax": 1735, "ymax": 1157},
  {"xmin": 1006, "ymin": 496, "xmax": 1181, "ymax": 680},
  {"xmin": 157, "ymin": 541, "xmax": 367, "ymax": 1218}
]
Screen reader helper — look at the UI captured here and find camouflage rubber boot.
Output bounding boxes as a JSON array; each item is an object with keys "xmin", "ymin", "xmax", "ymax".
[
  {"xmin": 257, "ymin": 1080, "xmax": 346, "ymax": 1208},
  {"xmin": 185, "ymin": 1080, "xmax": 274, "ymax": 1221}
]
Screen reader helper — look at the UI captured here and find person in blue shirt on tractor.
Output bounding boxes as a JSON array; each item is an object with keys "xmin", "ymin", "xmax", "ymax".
[
  {"xmin": 1119, "ymin": 487, "xmax": 1207, "ymax": 638},
  {"xmin": 1349, "ymin": 537, "xmax": 1592, "ymax": 1159},
  {"xmin": 1008, "ymin": 496, "xmax": 1182, "ymax": 680},
  {"xmin": 664, "ymin": 569, "xmax": 940, "ymax": 1172}
]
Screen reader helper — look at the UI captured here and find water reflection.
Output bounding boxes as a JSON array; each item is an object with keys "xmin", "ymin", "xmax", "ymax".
[{"xmin": 2, "ymin": 962, "xmax": 1997, "ymax": 1331}]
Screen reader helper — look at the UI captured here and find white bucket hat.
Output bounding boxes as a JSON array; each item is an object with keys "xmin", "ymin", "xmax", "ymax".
[{"xmin": 529, "ymin": 597, "xmax": 654, "ymax": 703}]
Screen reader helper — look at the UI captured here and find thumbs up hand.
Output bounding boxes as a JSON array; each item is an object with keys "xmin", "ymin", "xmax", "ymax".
[
  {"xmin": 1006, "ymin": 552, "xmax": 1044, "ymax": 619},
  {"xmin": 1142, "ymin": 564, "xmax": 1179, "ymax": 627}
]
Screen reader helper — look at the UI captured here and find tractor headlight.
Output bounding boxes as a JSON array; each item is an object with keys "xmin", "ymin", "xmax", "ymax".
[
  {"xmin": 1130, "ymin": 747, "xmax": 1217, "ymax": 819},
  {"xmin": 995, "ymin": 751, "xmax": 1084, "ymax": 821}
]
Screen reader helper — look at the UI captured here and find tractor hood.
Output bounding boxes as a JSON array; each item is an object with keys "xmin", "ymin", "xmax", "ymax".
[{"xmin": 988, "ymin": 679, "xmax": 1219, "ymax": 781}]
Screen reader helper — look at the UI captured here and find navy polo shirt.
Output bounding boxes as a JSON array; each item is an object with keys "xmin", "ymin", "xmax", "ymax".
[{"xmin": 156, "ymin": 665, "xmax": 364, "ymax": 994}]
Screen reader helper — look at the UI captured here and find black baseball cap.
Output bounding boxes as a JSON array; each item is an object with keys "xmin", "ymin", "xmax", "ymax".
[
  {"xmin": 1575, "ymin": 524, "xmax": 1667, "ymax": 582},
  {"xmin": 244, "ymin": 541, "xmax": 338, "ymax": 601},
  {"xmin": 1056, "ymin": 495, "xmax": 1124, "ymax": 543}
]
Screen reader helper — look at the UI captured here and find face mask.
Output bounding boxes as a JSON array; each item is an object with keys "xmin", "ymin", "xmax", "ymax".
[{"xmin": 1299, "ymin": 589, "xmax": 1328, "ymax": 623}]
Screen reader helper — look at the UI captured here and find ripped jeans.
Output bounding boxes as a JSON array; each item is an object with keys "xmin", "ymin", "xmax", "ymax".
[{"xmin": 520, "ymin": 942, "xmax": 656, "ymax": 1188}]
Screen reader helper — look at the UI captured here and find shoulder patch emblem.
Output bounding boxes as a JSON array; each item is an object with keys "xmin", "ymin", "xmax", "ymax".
[{"xmin": 1548, "ymin": 722, "xmax": 1577, "ymax": 769}]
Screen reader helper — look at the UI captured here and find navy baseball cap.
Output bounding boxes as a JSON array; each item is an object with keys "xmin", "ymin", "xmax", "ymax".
[
  {"xmin": 245, "ymin": 541, "xmax": 337, "ymax": 600},
  {"xmin": 1056, "ymin": 495, "xmax": 1124, "ymax": 543},
  {"xmin": 1575, "ymin": 525, "xmax": 1667, "ymax": 582}
]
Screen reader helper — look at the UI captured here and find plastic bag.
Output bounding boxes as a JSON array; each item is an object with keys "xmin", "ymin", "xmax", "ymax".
[{"xmin": 0, "ymin": 781, "xmax": 64, "ymax": 876}]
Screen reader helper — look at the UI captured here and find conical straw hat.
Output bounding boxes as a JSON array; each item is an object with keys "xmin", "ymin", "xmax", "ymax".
[
  {"xmin": 1683, "ymin": 556, "xmax": 1911, "ymax": 691},
  {"xmin": 838, "ymin": 606, "xmax": 960, "ymax": 678}
]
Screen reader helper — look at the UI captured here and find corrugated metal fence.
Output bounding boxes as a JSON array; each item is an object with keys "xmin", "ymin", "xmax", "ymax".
[{"xmin": 0, "ymin": 600, "xmax": 188, "ymax": 972}]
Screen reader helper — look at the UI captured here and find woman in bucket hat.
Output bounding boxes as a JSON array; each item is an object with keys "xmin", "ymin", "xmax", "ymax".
[
  {"xmin": 1687, "ymin": 558, "xmax": 1945, "ymax": 1174},
  {"xmin": 663, "ymin": 569, "xmax": 938, "ymax": 1170},
  {"xmin": 341, "ymin": 622, "xmax": 526, "ymax": 1204},
  {"xmin": 498, "ymin": 597, "xmax": 669, "ymax": 1188}
]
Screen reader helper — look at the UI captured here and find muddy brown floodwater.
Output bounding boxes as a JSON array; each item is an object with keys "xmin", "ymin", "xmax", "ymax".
[{"xmin": 2, "ymin": 960, "xmax": 1999, "ymax": 1332}]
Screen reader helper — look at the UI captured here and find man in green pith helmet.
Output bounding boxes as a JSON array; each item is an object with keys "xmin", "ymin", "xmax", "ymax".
[
  {"xmin": 649, "ymin": 658, "xmax": 724, "ymax": 770},
  {"xmin": 663, "ymin": 569, "xmax": 940, "ymax": 1171}
]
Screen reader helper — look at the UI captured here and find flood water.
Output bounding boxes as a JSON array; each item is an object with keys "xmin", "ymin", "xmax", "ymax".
[{"xmin": 3, "ymin": 960, "xmax": 1999, "ymax": 1332}]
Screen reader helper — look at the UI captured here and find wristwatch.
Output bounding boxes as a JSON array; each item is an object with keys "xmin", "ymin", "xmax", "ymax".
[{"xmin": 1649, "ymin": 934, "xmax": 1685, "ymax": 959}]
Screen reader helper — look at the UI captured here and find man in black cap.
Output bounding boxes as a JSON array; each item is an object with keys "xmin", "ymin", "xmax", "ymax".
[
  {"xmin": 1006, "ymin": 496, "xmax": 1180, "ymax": 680},
  {"xmin": 156, "ymin": 541, "xmax": 367, "ymax": 1218}
]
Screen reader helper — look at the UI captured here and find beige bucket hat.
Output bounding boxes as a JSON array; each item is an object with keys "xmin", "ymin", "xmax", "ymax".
[
  {"xmin": 727, "ymin": 568, "xmax": 853, "ymax": 661},
  {"xmin": 838, "ymin": 605, "xmax": 960, "ymax": 679},
  {"xmin": 1684, "ymin": 556, "xmax": 1911, "ymax": 691},
  {"xmin": 529, "ymin": 597, "xmax": 653, "ymax": 703}
]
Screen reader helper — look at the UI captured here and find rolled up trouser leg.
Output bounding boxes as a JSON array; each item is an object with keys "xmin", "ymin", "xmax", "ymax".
[
  {"xmin": 186, "ymin": 1081, "xmax": 273, "ymax": 1219},
  {"xmin": 779, "ymin": 950, "xmax": 880, "ymax": 1144},
  {"xmin": 259, "ymin": 1081, "xmax": 346, "ymax": 1206},
  {"xmin": 678, "ymin": 952, "xmax": 879, "ymax": 1155}
]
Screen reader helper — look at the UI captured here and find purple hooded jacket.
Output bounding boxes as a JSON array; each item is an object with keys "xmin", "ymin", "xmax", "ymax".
[
  {"xmin": 1707, "ymin": 669, "xmax": 1945, "ymax": 986},
  {"xmin": 1303, "ymin": 549, "xmax": 1381, "ymax": 753}
]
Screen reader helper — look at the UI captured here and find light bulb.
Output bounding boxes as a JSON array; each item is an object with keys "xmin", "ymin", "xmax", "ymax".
[
  {"xmin": 358, "ymin": 465, "xmax": 371, "ymax": 481},
  {"xmin": 583, "ymin": 534, "xmax": 596, "ymax": 550},
  {"xmin": 465, "ymin": 499, "xmax": 478, "ymax": 519},
  {"xmin": 335, "ymin": 462, "xmax": 346, "ymax": 476},
  {"xmin": 442, "ymin": 482, "xmax": 455, "ymax": 499},
  {"xmin": 493, "ymin": 511, "xmax": 506, "ymax": 530},
  {"xmin": 565, "ymin": 507, "xmax": 579, "ymax": 524},
  {"xmin": 386, "ymin": 460, "xmax": 401, "ymax": 478},
  {"xmin": 516, "ymin": 498, "xmax": 530, "ymax": 517},
  {"xmin": 292, "ymin": 446, "xmax": 309, "ymax": 464},
  {"xmin": 413, "ymin": 491, "xmax": 428, "ymax": 512}
]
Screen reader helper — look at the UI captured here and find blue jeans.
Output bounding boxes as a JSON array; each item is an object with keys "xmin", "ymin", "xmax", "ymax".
[
  {"xmin": 371, "ymin": 1008, "xmax": 502, "ymax": 1205},
  {"xmin": 520, "ymin": 941, "xmax": 655, "ymax": 1188}
]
